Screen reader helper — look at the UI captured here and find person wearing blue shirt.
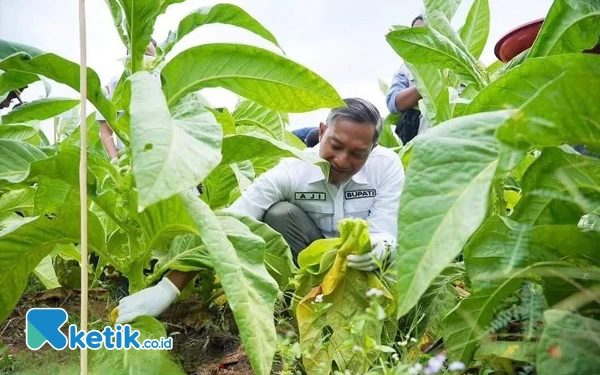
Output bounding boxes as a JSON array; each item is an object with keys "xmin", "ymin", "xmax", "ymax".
[{"xmin": 386, "ymin": 15, "xmax": 428, "ymax": 143}]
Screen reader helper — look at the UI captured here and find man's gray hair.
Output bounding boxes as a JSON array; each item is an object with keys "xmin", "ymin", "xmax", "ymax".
[{"xmin": 325, "ymin": 98, "xmax": 383, "ymax": 143}]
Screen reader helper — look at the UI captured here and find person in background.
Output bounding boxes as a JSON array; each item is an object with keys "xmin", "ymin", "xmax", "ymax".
[
  {"xmin": 98, "ymin": 39, "xmax": 158, "ymax": 161},
  {"xmin": 304, "ymin": 128, "xmax": 320, "ymax": 147},
  {"xmin": 386, "ymin": 15, "xmax": 428, "ymax": 144},
  {"xmin": 292, "ymin": 126, "xmax": 318, "ymax": 145},
  {"xmin": 112, "ymin": 98, "xmax": 406, "ymax": 324}
]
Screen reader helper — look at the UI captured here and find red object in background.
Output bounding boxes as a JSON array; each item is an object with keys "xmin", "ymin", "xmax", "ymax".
[
  {"xmin": 495, "ymin": 18, "xmax": 600, "ymax": 62},
  {"xmin": 494, "ymin": 18, "xmax": 544, "ymax": 62}
]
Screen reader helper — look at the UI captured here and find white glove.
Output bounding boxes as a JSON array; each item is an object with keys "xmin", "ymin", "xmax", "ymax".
[
  {"xmin": 115, "ymin": 277, "xmax": 180, "ymax": 324},
  {"xmin": 347, "ymin": 235, "xmax": 396, "ymax": 271}
]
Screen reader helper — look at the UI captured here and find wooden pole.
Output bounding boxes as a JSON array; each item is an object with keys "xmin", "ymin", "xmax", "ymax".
[{"xmin": 78, "ymin": 0, "xmax": 89, "ymax": 374}]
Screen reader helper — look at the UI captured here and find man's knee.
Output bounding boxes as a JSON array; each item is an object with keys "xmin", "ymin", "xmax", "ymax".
[{"xmin": 263, "ymin": 201, "xmax": 297, "ymax": 228}]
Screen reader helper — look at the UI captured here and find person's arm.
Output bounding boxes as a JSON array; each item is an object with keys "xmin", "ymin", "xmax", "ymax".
[
  {"xmin": 366, "ymin": 157, "xmax": 404, "ymax": 242},
  {"xmin": 394, "ymin": 86, "xmax": 422, "ymax": 112},
  {"xmin": 99, "ymin": 120, "xmax": 119, "ymax": 161},
  {"xmin": 227, "ymin": 160, "xmax": 290, "ymax": 219},
  {"xmin": 386, "ymin": 66, "xmax": 421, "ymax": 113},
  {"xmin": 166, "ymin": 270, "xmax": 198, "ymax": 291}
]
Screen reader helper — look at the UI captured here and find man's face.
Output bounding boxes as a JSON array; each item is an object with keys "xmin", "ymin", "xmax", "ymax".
[{"xmin": 318, "ymin": 119, "xmax": 376, "ymax": 185}]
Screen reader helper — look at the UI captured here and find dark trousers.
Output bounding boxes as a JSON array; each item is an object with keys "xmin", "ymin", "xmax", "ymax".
[{"xmin": 263, "ymin": 201, "xmax": 325, "ymax": 261}]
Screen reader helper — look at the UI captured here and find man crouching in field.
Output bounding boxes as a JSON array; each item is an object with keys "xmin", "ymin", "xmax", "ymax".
[{"xmin": 113, "ymin": 98, "xmax": 405, "ymax": 324}]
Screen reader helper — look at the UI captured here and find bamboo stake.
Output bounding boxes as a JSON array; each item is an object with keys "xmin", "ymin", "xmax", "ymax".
[{"xmin": 78, "ymin": 0, "xmax": 89, "ymax": 374}]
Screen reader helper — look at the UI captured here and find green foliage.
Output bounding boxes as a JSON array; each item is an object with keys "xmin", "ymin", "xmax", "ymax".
[
  {"xmin": 536, "ymin": 310, "xmax": 600, "ymax": 375},
  {"xmin": 387, "ymin": 0, "xmax": 600, "ymax": 372},
  {"xmin": 294, "ymin": 219, "xmax": 395, "ymax": 375},
  {"xmin": 159, "ymin": 3, "xmax": 282, "ymax": 58},
  {"xmin": 161, "ymin": 43, "xmax": 344, "ymax": 111},
  {"xmin": 90, "ymin": 316, "xmax": 185, "ymax": 374},
  {"xmin": 0, "ymin": 1, "xmax": 346, "ymax": 374},
  {"xmin": 0, "ymin": 98, "xmax": 78, "ymax": 124}
]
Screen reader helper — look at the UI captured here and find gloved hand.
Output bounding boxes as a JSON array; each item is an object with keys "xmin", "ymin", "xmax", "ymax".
[
  {"xmin": 347, "ymin": 235, "xmax": 396, "ymax": 271},
  {"xmin": 114, "ymin": 277, "xmax": 180, "ymax": 324}
]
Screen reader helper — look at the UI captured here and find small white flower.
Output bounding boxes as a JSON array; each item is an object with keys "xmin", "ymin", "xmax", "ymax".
[
  {"xmin": 352, "ymin": 345, "xmax": 362, "ymax": 352},
  {"xmin": 314, "ymin": 294, "xmax": 323, "ymax": 303},
  {"xmin": 448, "ymin": 361, "xmax": 466, "ymax": 372},
  {"xmin": 424, "ymin": 354, "xmax": 446, "ymax": 374},
  {"xmin": 410, "ymin": 337, "xmax": 418, "ymax": 343},
  {"xmin": 398, "ymin": 340, "xmax": 408, "ymax": 347},
  {"xmin": 408, "ymin": 363, "xmax": 423, "ymax": 375},
  {"xmin": 365, "ymin": 288, "xmax": 384, "ymax": 298},
  {"xmin": 392, "ymin": 353, "xmax": 400, "ymax": 361}
]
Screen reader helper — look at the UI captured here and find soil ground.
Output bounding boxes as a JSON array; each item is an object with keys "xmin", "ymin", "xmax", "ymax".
[{"xmin": 0, "ymin": 288, "xmax": 254, "ymax": 375}]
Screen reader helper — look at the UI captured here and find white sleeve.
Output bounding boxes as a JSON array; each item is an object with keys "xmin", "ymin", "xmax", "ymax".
[
  {"xmin": 227, "ymin": 160, "xmax": 291, "ymax": 220},
  {"xmin": 367, "ymin": 157, "xmax": 405, "ymax": 243}
]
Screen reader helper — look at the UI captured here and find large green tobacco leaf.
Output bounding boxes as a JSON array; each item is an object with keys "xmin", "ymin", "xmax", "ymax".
[
  {"xmin": 103, "ymin": 0, "xmax": 128, "ymax": 48},
  {"xmin": 396, "ymin": 111, "xmax": 515, "ymax": 318},
  {"xmin": 495, "ymin": 55, "xmax": 600, "ymax": 151},
  {"xmin": 1, "ymin": 97, "xmax": 78, "ymax": 124},
  {"xmin": 91, "ymin": 316, "xmax": 185, "ymax": 375},
  {"xmin": 114, "ymin": 0, "xmax": 185, "ymax": 73},
  {"xmin": 0, "ymin": 70, "xmax": 39, "ymax": 97},
  {"xmin": 474, "ymin": 341, "xmax": 537, "ymax": 363},
  {"xmin": 458, "ymin": 0, "xmax": 490, "ymax": 59},
  {"xmin": 386, "ymin": 26, "xmax": 486, "ymax": 89},
  {"xmin": 536, "ymin": 310, "xmax": 600, "ymax": 375},
  {"xmin": 465, "ymin": 54, "xmax": 596, "ymax": 114},
  {"xmin": 416, "ymin": 263, "xmax": 465, "ymax": 340},
  {"xmin": 296, "ymin": 219, "xmax": 391, "ymax": 374},
  {"xmin": 443, "ymin": 263, "xmax": 596, "ymax": 363},
  {"xmin": 532, "ymin": 225, "xmax": 600, "ymax": 265},
  {"xmin": 378, "ymin": 114, "xmax": 400, "ymax": 148},
  {"xmin": 32, "ymin": 255, "xmax": 60, "ymax": 289},
  {"xmin": 202, "ymin": 164, "xmax": 240, "ymax": 209},
  {"xmin": 464, "ymin": 215, "xmax": 545, "ymax": 290},
  {"xmin": 219, "ymin": 133, "xmax": 328, "ymax": 177},
  {"xmin": 221, "ymin": 210, "xmax": 297, "ymax": 290},
  {"xmin": 161, "ymin": 43, "xmax": 344, "ymax": 111},
  {"xmin": 407, "ymin": 63, "xmax": 452, "ymax": 126},
  {"xmin": 0, "ymin": 123, "xmax": 40, "ymax": 144},
  {"xmin": 0, "ymin": 39, "xmax": 44, "ymax": 59},
  {"xmin": 126, "ymin": 72, "xmax": 222, "ymax": 211},
  {"xmin": 0, "ymin": 179, "xmax": 106, "ymax": 323},
  {"xmin": 160, "ymin": 3, "xmax": 281, "ymax": 57},
  {"xmin": 424, "ymin": 0, "xmax": 462, "ymax": 21},
  {"xmin": 0, "ymin": 45, "xmax": 118, "ymax": 136},
  {"xmin": 425, "ymin": 9, "xmax": 481, "ymax": 70},
  {"xmin": 529, "ymin": 0, "xmax": 600, "ymax": 58},
  {"xmin": 150, "ymin": 235, "xmax": 212, "ymax": 283},
  {"xmin": 512, "ymin": 148, "xmax": 600, "ymax": 225},
  {"xmin": 298, "ymin": 272, "xmax": 385, "ymax": 375},
  {"xmin": 181, "ymin": 193, "xmax": 279, "ymax": 375},
  {"xmin": 0, "ymin": 139, "xmax": 47, "ymax": 183},
  {"xmin": 233, "ymin": 99, "xmax": 287, "ymax": 140},
  {"xmin": 0, "ymin": 187, "xmax": 35, "ymax": 216}
]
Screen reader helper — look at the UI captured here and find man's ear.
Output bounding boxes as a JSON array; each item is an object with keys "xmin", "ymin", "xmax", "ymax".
[{"xmin": 319, "ymin": 122, "xmax": 327, "ymax": 139}]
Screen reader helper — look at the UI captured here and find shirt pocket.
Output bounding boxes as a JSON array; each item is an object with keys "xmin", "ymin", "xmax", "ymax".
[
  {"xmin": 344, "ymin": 197, "xmax": 374, "ymax": 220},
  {"xmin": 296, "ymin": 201, "xmax": 334, "ymax": 233}
]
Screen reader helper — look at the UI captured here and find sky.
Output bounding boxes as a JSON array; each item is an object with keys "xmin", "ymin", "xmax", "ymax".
[{"xmin": 0, "ymin": 0, "xmax": 554, "ymax": 136}]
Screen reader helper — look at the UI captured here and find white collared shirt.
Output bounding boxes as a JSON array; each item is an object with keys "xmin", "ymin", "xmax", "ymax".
[{"xmin": 229, "ymin": 144, "xmax": 405, "ymax": 242}]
